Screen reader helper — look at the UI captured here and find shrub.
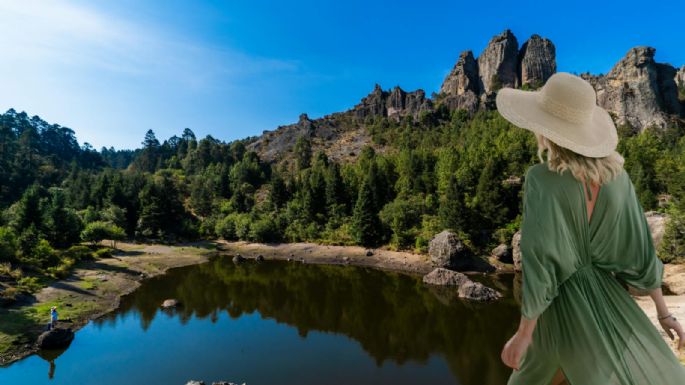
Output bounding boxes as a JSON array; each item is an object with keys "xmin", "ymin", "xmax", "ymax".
[
  {"xmin": 64, "ymin": 245, "xmax": 94, "ymax": 261},
  {"xmin": 81, "ymin": 221, "xmax": 126, "ymax": 247},
  {"xmin": 93, "ymin": 248, "xmax": 113, "ymax": 259},
  {"xmin": 17, "ymin": 276, "xmax": 42, "ymax": 293}
]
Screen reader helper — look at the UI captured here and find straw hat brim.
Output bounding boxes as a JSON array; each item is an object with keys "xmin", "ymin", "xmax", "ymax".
[{"xmin": 496, "ymin": 87, "xmax": 618, "ymax": 158}]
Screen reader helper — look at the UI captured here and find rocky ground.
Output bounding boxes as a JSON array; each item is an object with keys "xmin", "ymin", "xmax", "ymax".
[
  {"xmin": 216, "ymin": 240, "xmax": 435, "ymax": 276},
  {"xmin": 0, "ymin": 241, "xmax": 216, "ymax": 365}
]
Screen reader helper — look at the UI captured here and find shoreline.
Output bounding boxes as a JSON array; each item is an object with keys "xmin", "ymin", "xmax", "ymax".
[
  {"xmin": 1, "ymin": 239, "xmax": 683, "ymax": 366},
  {"xmin": 0, "ymin": 241, "xmax": 216, "ymax": 366}
]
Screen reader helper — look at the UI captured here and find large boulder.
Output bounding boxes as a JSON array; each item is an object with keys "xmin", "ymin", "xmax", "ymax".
[
  {"xmin": 429, "ymin": 230, "xmax": 466, "ymax": 268},
  {"xmin": 518, "ymin": 34, "xmax": 556, "ymax": 88},
  {"xmin": 428, "ymin": 230, "xmax": 496, "ymax": 272},
  {"xmin": 422, "ymin": 268, "xmax": 502, "ymax": 301},
  {"xmin": 36, "ymin": 328, "xmax": 74, "ymax": 350}
]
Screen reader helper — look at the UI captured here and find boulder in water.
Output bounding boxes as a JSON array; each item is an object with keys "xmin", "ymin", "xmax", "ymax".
[
  {"xmin": 255, "ymin": 254, "xmax": 265, "ymax": 262},
  {"xmin": 36, "ymin": 328, "xmax": 74, "ymax": 349},
  {"xmin": 161, "ymin": 299, "xmax": 180, "ymax": 308},
  {"xmin": 423, "ymin": 268, "xmax": 502, "ymax": 301},
  {"xmin": 232, "ymin": 255, "xmax": 246, "ymax": 264}
]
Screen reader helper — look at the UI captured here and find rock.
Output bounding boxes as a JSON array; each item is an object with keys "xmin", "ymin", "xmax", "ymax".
[
  {"xmin": 428, "ymin": 230, "xmax": 466, "ymax": 268},
  {"xmin": 491, "ymin": 244, "xmax": 512, "ymax": 263},
  {"xmin": 518, "ymin": 34, "xmax": 556, "ymax": 88},
  {"xmin": 511, "ymin": 231, "xmax": 522, "ymax": 272},
  {"xmin": 423, "ymin": 268, "xmax": 502, "ymax": 301},
  {"xmin": 232, "ymin": 255, "xmax": 245, "ymax": 264},
  {"xmin": 428, "ymin": 230, "xmax": 495, "ymax": 271},
  {"xmin": 256, "ymin": 254, "xmax": 265, "ymax": 262},
  {"xmin": 422, "ymin": 268, "xmax": 470, "ymax": 286},
  {"xmin": 440, "ymin": 50, "xmax": 481, "ymax": 112},
  {"xmin": 644, "ymin": 211, "xmax": 668, "ymax": 249},
  {"xmin": 477, "ymin": 29, "xmax": 519, "ymax": 94},
  {"xmin": 365, "ymin": 250, "xmax": 374, "ymax": 256},
  {"xmin": 186, "ymin": 381, "xmax": 205, "ymax": 385},
  {"xmin": 663, "ymin": 264, "xmax": 685, "ymax": 295},
  {"xmin": 36, "ymin": 328, "xmax": 74, "ymax": 350},
  {"xmin": 581, "ymin": 46, "xmax": 680, "ymax": 132},
  {"xmin": 457, "ymin": 280, "xmax": 503, "ymax": 301},
  {"xmin": 161, "ymin": 299, "xmax": 180, "ymax": 308}
]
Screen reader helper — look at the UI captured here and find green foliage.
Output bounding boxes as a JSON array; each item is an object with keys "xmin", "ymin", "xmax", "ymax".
[
  {"xmin": 16, "ymin": 276, "xmax": 42, "ymax": 293},
  {"xmin": 81, "ymin": 221, "xmax": 125, "ymax": 246},
  {"xmin": 659, "ymin": 207, "xmax": 685, "ymax": 264}
]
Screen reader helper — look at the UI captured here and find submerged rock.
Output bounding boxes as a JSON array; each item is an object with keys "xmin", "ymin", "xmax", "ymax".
[
  {"xmin": 255, "ymin": 254, "xmax": 265, "ymax": 262},
  {"xmin": 161, "ymin": 299, "xmax": 180, "ymax": 308},
  {"xmin": 423, "ymin": 268, "xmax": 502, "ymax": 301},
  {"xmin": 36, "ymin": 328, "xmax": 74, "ymax": 350},
  {"xmin": 232, "ymin": 255, "xmax": 246, "ymax": 264}
]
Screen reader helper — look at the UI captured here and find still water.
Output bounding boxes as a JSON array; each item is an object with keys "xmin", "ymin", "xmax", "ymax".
[{"xmin": 0, "ymin": 256, "xmax": 522, "ymax": 384}]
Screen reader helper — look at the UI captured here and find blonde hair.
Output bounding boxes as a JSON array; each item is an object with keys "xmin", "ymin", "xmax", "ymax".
[{"xmin": 535, "ymin": 133, "xmax": 625, "ymax": 186}]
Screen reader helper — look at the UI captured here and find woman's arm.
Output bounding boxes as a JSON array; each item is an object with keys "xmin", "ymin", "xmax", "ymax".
[
  {"xmin": 648, "ymin": 287, "xmax": 685, "ymax": 350},
  {"xmin": 501, "ymin": 315, "xmax": 538, "ymax": 370}
]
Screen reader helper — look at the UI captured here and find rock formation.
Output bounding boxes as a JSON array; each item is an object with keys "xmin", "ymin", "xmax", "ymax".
[
  {"xmin": 477, "ymin": 29, "xmax": 520, "ymax": 94},
  {"xmin": 518, "ymin": 34, "xmax": 556, "ymax": 89},
  {"xmin": 581, "ymin": 46, "xmax": 681, "ymax": 131},
  {"xmin": 246, "ymin": 29, "xmax": 682, "ymax": 165},
  {"xmin": 439, "ymin": 50, "xmax": 480, "ymax": 112}
]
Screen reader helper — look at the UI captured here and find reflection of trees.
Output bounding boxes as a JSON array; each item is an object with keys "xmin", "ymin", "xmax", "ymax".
[{"xmin": 97, "ymin": 258, "xmax": 522, "ymax": 385}]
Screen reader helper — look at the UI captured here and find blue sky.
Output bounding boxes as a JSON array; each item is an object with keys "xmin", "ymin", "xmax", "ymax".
[{"xmin": 0, "ymin": 0, "xmax": 682, "ymax": 150}]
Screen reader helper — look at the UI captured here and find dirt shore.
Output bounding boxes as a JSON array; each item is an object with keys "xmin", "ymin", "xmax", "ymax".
[
  {"xmin": 216, "ymin": 240, "xmax": 436, "ymax": 276},
  {"xmin": 0, "ymin": 241, "xmax": 217, "ymax": 366}
]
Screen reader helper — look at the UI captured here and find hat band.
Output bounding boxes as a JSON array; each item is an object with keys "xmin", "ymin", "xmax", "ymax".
[{"xmin": 538, "ymin": 93, "xmax": 591, "ymax": 124}]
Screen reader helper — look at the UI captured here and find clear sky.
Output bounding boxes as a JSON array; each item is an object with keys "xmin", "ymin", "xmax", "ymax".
[{"xmin": 0, "ymin": 0, "xmax": 682, "ymax": 150}]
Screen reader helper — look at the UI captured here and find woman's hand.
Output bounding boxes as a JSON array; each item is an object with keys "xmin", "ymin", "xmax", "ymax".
[
  {"xmin": 501, "ymin": 330, "xmax": 532, "ymax": 370},
  {"xmin": 658, "ymin": 314, "xmax": 685, "ymax": 350}
]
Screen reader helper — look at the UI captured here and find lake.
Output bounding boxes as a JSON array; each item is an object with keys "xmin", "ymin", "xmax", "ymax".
[{"xmin": 0, "ymin": 256, "xmax": 521, "ymax": 384}]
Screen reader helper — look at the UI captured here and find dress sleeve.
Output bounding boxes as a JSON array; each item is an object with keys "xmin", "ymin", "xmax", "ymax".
[
  {"xmin": 519, "ymin": 169, "xmax": 564, "ymax": 320},
  {"xmin": 612, "ymin": 175, "xmax": 664, "ymax": 291}
]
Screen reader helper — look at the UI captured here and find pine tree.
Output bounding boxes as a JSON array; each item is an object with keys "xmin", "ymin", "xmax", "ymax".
[
  {"xmin": 351, "ymin": 178, "xmax": 382, "ymax": 246},
  {"xmin": 439, "ymin": 174, "xmax": 468, "ymax": 232}
]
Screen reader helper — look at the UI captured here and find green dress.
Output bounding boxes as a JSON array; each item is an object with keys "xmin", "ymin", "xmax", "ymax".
[{"xmin": 508, "ymin": 162, "xmax": 685, "ymax": 385}]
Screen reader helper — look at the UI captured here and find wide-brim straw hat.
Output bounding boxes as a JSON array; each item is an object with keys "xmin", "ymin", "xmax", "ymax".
[{"xmin": 495, "ymin": 72, "xmax": 618, "ymax": 158}]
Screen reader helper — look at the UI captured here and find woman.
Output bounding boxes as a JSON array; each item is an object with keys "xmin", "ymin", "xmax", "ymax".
[{"xmin": 495, "ymin": 72, "xmax": 685, "ymax": 385}]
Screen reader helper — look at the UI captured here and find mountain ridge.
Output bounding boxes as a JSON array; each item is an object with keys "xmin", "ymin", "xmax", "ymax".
[{"xmin": 247, "ymin": 29, "xmax": 684, "ymax": 164}]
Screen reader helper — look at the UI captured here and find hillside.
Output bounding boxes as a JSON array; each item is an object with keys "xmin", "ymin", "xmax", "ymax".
[{"xmin": 247, "ymin": 29, "xmax": 685, "ymax": 165}]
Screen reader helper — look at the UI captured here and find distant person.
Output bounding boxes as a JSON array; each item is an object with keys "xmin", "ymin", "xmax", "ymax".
[
  {"xmin": 49, "ymin": 306, "xmax": 58, "ymax": 330},
  {"xmin": 496, "ymin": 72, "xmax": 685, "ymax": 384}
]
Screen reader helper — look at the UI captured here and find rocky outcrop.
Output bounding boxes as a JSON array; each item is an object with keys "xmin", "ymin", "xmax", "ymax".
[
  {"xmin": 477, "ymin": 29, "xmax": 520, "ymax": 94},
  {"xmin": 644, "ymin": 211, "xmax": 668, "ymax": 249},
  {"xmin": 518, "ymin": 34, "xmax": 556, "ymax": 89},
  {"xmin": 581, "ymin": 46, "xmax": 681, "ymax": 131},
  {"xmin": 422, "ymin": 268, "xmax": 502, "ymax": 301},
  {"xmin": 247, "ymin": 29, "xmax": 682, "ymax": 166},
  {"xmin": 36, "ymin": 328, "xmax": 74, "ymax": 349},
  {"xmin": 440, "ymin": 50, "xmax": 481, "ymax": 112}
]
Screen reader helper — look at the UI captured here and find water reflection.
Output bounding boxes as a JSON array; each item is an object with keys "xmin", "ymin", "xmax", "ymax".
[{"xmin": 89, "ymin": 257, "xmax": 522, "ymax": 384}]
